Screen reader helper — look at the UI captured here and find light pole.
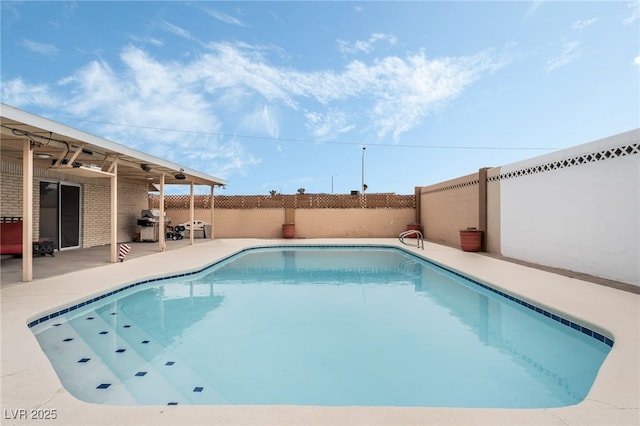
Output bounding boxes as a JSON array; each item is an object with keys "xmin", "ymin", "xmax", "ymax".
[{"xmin": 361, "ymin": 146, "xmax": 366, "ymax": 194}]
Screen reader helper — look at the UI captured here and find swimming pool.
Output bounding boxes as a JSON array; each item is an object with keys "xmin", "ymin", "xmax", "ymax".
[{"xmin": 30, "ymin": 246, "xmax": 612, "ymax": 407}]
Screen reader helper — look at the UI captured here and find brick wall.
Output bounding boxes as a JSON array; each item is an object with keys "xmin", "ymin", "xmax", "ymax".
[
  {"xmin": 82, "ymin": 180, "xmax": 149, "ymax": 247},
  {"xmin": 419, "ymin": 172, "xmax": 480, "ymax": 247},
  {"xmin": 116, "ymin": 182, "xmax": 149, "ymax": 244},
  {"xmin": 0, "ymin": 162, "xmax": 23, "ymax": 217},
  {"xmin": 1, "ymin": 160, "xmax": 148, "ymax": 248},
  {"xmin": 82, "ymin": 181, "xmax": 107, "ymax": 246}
]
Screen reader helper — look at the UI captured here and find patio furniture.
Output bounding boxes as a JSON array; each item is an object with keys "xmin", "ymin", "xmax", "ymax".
[
  {"xmin": 1, "ymin": 220, "xmax": 23, "ymax": 255},
  {"xmin": 33, "ymin": 240, "xmax": 55, "ymax": 257},
  {"xmin": 179, "ymin": 221, "xmax": 210, "ymax": 238}
]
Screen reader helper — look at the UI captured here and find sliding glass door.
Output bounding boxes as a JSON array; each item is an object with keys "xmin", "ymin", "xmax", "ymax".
[
  {"xmin": 39, "ymin": 182, "xmax": 59, "ymax": 248},
  {"xmin": 60, "ymin": 183, "xmax": 81, "ymax": 249},
  {"xmin": 39, "ymin": 182, "xmax": 81, "ymax": 250}
]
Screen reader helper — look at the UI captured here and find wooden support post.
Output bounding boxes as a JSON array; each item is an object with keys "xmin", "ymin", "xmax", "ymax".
[
  {"xmin": 110, "ymin": 161, "xmax": 118, "ymax": 263},
  {"xmin": 189, "ymin": 181, "xmax": 195, "ymax": 245},
  {"xmin": 478, "ymin": 167, "xmax": 489, "ymax": 251},
  {"xmin": 210, "ymin": 185, "xmax": 215, "ymax": 239},
  {"xmin": 414, "ymin": 186, "xmax": 421, "ymax": 225},
  {"xmin": 22, "ymin": 141, "xmax": 33, "ymax": 282},
  {"xmin": 159, "ymin": 174, "xmax": 166, "ymax": 252}
]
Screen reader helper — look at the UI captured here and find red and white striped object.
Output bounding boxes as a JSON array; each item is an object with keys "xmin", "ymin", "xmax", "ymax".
[{"xmin": 118, "ymin": 243, "xmax": 131, "ymax": 262}]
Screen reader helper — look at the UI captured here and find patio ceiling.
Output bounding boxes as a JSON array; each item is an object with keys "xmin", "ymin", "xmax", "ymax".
[{"xmin": 0, "ymin": 104, "xmax": 226, "ymax": 188}]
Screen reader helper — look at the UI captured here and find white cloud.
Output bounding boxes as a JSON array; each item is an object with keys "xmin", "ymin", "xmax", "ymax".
[
  {"xmin": 634, "ymin": 56, "xmax": 640, "ymax": 65},
  {"xmin": 545, "ymin": 40, "xmax": 580, "ymax": 73},
  {"xmin": 162, "ymin": 20, "xmax": 195, "ymax": 41},
  {"xmin": 571, "ymin": 18, "xmax": 598, "ymax": 30},
  {"xmin": 623, "ymin": 1, "xmax": 639, "ymax": 25},
  {"xmin": 202, "ymin": 8, "xmax": 247, "ymax": 27},
  {"xmin": 190, "ymin": 42, "xmax": 299, "ymax": 108},
  {"xmin": 58, "ymin": 59, "xmax": 125, "ymax": 116},
  {"xmin": 51, "ymin": 1, "xmax": 78, "ymax": 28},
  {"xmin": 241, "ymin": 105, "xmax": 280, "ymax": 139},
  {"xmin": 120, "ymin": 47, "xmax": 179, "ymax": 99},
  {"xmin": 305, "ymin": 109, "xmax": 355, "ymax": 139},
  {"xmin": 50, "ymin": 47, "xmax": 253, "ymax": 179},
  {"xmin": 337, "ymin": 33, "xmax": 397, "ymax": 55},
  {"xmin": 522, "ymin": 1, "xmax": 543, "ymax": 22},
  {"xmin": 187, "ymin": 42, "xmax": 499, "ymax": 141},
  {"xmin": 129, "ymin": 35, "xmax": 164, "ymax": 47},
  {"xmin": 1, "ymin": 78, "xmax": 60, "ymax": 107},
  {"xmin": 332, "ymin": 51, "xmax": 501, "ymax": 140},
  {"xmin": 173, "ymin": 137, "xmax": 261, "ymax": 179},
  {"xmin": 1, "ymin": 2, "xmax": 21, "ymax": 24},
  {"xmin": 2, "ymin": 40, "xmax": 502, "ymax": 171},
  {"xmin": 21, "ymin": 39, "xmax": 59, "ymax": 58}
]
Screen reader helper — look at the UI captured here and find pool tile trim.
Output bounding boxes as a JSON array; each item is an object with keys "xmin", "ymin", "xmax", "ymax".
[{"xmin": 26, "ymin": 244, "xmax": 614, "ymax": 347}]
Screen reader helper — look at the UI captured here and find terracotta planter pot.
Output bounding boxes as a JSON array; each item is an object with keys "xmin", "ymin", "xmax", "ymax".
[
  {"xmin": 406, "ymin": 224, "xmax": 421, "ymax": 238},
  {"xmin": 459, "ymin": 229, "xmax": 483, "ymax": 252},
  {"xmin": 282, "ymin": 224, "xmax": 295, "ymax": 239}
]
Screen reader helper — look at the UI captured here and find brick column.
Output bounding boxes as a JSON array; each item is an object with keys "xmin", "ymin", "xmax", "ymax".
[{"xmin": 478, "ymin": 167, "xmax": 489, "ymax": 251}]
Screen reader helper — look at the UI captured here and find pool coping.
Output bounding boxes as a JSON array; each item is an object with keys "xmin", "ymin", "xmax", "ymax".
[{"xmin": 1, "ymin": 238, "xmax": 639, "ymax": 425}]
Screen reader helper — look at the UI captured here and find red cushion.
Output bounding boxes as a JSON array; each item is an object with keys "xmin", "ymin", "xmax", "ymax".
[
  {"xmin": 0, "ymin": 243, "xmax": 23, "ymax": 255},
  {"xmin": 1, "ymin": 222, "xmax": 23, "ymax": 254}
]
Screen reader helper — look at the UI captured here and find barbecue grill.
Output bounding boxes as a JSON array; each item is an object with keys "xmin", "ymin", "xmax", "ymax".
[{"xmin": 136, "ymin": 209, "xmax": 170, "ymax": 242}]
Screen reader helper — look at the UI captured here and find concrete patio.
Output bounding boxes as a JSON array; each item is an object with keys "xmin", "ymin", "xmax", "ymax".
[{"xmin": 0, "ymin": 239, "xmax": 209, "ymax": 289}]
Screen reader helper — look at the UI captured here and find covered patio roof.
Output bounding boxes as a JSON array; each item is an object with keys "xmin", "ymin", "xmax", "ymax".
[
  {"xmin": 1, "ymin": 103, "xmax": 227, "ymax": 282},
  {"xmin": 0, "ymin": 104, "xmax": 226, "ymax": 187}
]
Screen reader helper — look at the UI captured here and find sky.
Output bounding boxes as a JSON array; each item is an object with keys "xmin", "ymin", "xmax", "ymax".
[{"xmin": 2, "ymin": 1, "xmax": 639, "ymax": 195}]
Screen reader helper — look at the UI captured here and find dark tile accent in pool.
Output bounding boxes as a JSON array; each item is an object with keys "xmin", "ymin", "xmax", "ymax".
[
  {"xmin": 141, "ymin": 340, "xmax": 150, "ymax": 344},
  {"xmin": 193, "ymin": 387, "xmax": 204, "ymax": 392},
  {"xmin": 399, "ymin": 248, "xmax": 616, "ymax": 348},
  {"xmin": 78, "ymin": 358, "xmax": 91, "ymax": 363},
  {"xmin": 63, "ymin": 338, "xmax": 73, "ymax": 342},
  {"xmin": 135, "ymin": 372, "xmax": 147, "ymax": 377},
  {"xmin": 27, "ymin": 244, "xmax": 614, "ymax": 348},
  {"xmin": 99, "ymin": 331, "xmax": 108, "ymax": 335},
  {"xmin": 165, "ymin": 361, "xmax": 175, "ymax": 366},
  {"xmin": 115, "ymin": 349, "xmax": 126, "ymax": 353},
  {"xmin": 593, "ymin": 332, "xmax": 606, "ymax": 343},
  {"xmin": 96, "ymin": 383, "xmax": 111, "ymax": 389},
  {"xmin": 167, "ymin": 402, "xmax": 178, "ymax": 405}
]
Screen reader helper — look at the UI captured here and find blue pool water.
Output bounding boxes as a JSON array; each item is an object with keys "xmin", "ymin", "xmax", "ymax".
[{"xmin": 31, "ymin": 246, "xmax": 611, "ymax": 407}]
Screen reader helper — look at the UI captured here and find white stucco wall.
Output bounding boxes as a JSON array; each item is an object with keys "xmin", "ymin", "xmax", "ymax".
[{"xmin": 500, "ymin": 130, "xmax": 639, "ymax": 286}]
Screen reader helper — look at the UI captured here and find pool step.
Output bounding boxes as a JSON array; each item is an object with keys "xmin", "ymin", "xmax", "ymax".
[
  {"xmin": 96, "ymin": 307, "xmax": 229, "ymax": 404},
  {"xmin": 35, "ymin": 312, "xmax": 191, "ymax": 404},
  {"xmin": 33, "ymin": 319, "xmax": 138, "ymax": 405},
  {"xmin": 72, "ymin": 310, "xmax": 202, "ymax": 404}
]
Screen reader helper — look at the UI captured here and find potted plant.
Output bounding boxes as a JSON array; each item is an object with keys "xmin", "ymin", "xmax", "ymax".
[
  {"xmin": 459, "ymin": 227, "xmax": 483, "ymax": 252},
  {"xmin": 406, "ymin": 223, "xmax": 422, "ymax": 238},
  {"xmin": 282, "ymin": 223, "xmax": 295, "ymax": 239}
]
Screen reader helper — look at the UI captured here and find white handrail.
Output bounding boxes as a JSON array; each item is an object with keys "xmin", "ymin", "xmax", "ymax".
[{"xmin": 399, "ymin": 229, "xmax": 424, "ymax": 250}]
